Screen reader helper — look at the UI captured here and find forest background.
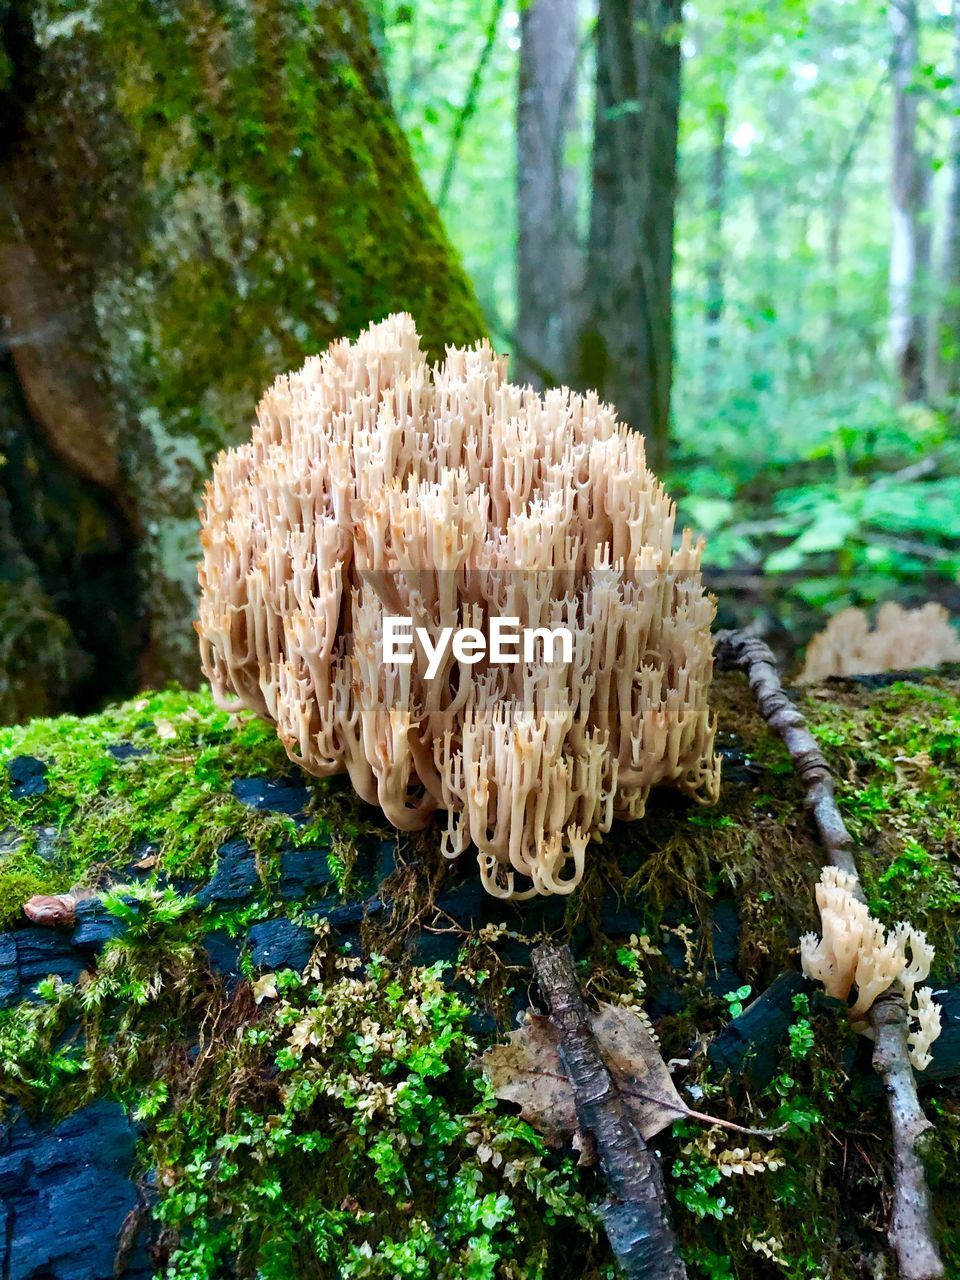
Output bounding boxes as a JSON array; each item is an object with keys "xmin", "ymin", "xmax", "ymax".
[{"xmin": 379, "ymin": 0, "xmax": 960, "ymax": 634}]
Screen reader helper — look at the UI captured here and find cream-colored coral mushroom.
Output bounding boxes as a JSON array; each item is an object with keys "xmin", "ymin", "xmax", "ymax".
[
  {"xmin": 196, "ymin": 313, "xmax": 720, "ymax": 899},
  {"xmin": 801, "ymin": 866, "xmax": 941, "ymax": 1069},
  {"xmin": 907, "ymin": 987, "xmax": 942, "ymax": 1072},
  {"xmin": 799, "ymin": 866, "xmax": 870, "ymax": 1002},
  {"xmin": 799, "ymin": 601, "xmax": 960, "ymax": 683}
]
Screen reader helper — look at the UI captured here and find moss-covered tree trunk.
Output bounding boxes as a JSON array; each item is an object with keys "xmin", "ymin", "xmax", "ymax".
[{"xmin": 0, "ymin": 0, "xmax": 485, "ymax": 721}]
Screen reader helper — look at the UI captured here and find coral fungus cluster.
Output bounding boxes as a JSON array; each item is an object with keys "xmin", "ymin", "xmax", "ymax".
[
  {"xmin": 196, "ymin": 314, "xmax": 720, "ymax": 898},
  {"xmin": 800, "ymin": 602, "xmax": 960, "ymax": 683},
  {"xmin": 801, "ymin": 867, "xmax": 941, "ymax": 1069}
]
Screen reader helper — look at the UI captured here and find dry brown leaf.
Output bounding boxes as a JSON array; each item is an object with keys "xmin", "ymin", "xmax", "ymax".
[
  {"xmin": 474, "ymin": 1002, "xmax": 686, "ymax": 1158},
  {"xmin": 589, "ymin": 1002, "xmax": 685, "ymax": 1139},
  {"xmin": 473, "ymin": 1013, "xmax": 576, "ymax": 1145}
]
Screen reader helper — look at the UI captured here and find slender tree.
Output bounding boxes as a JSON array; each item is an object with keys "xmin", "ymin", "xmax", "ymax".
[
  {"xmin": 888, "ymin": 0, "xmax": 927, "ymax": 402},
  {"xmin": 576, "ymin": 0, "xmax": 683, "ymax": 474},
  {"xmin": 515, "ymin": 0, "xmax": 581, "ymax": 388},
  {"xmin": 703, "ymin": 102, "xmax": 727, "ymax": 393},
  {"xmin": 937, "ymin": 0, "xmax": 960, "ymax": 398},
  {"xmin": 437, "ymin": 0, "xmax": 507, "ymax": 210},
  {"xmin": 825, "ymin": 75, "xmax": 885, "ymax": 356}
]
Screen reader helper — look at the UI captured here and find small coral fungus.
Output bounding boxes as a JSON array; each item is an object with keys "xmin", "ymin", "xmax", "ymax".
[
  {"xmin": 196, "ymin": 314, "xmax": 719, "ymax": 898},
  {"xmin": 799, "ymin": 602, "xmax": 960, "ymax": 683},
  {"xmin": 801, "ymin": 867, "xmax": 941, "ymax": 1070}
]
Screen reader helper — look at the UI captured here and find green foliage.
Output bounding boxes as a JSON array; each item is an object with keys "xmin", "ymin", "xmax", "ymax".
[
  {"xmin": 722, "ymin": 984, "xmax": 751, "ymax": 1018},
  {"xmin": 0, "ymin": 912, "xmax": 606, "ymax": 1279},
  {"xmin": 3, "ymin": 673, "xmax": 960, "ymax": 1275},
  {"xmin": 787, "ymin": 995, "xmax": 815, "ymax": 1060},
  {"xmin": 378, "ymin": 0, "xmax": 960, "ymax": 622},
  {"xmin": 676, "ymin": 402, "xmax": 960, "ymax": 613}
]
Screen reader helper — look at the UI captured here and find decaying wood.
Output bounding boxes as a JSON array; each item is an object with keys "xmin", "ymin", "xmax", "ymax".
[
  {"xmin": 531, "ymin": 943, "xmax": 687, "ymax": 1280},
  {"xmin": 22, "ymin": 893, "xmax": 77, "ymax": 927},
  {"xmin": 714, "ymin": 629, "xmax": 944, "ymax": 1280}
]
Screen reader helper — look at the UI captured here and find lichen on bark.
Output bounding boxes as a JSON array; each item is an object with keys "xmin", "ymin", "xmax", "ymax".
[{"xmin": 0, "ymin": 0, "xmax": 486, "ymax": 709}]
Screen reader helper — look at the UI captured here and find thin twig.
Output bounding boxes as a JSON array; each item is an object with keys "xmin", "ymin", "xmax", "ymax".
[
  {"xmin": 871, "ymin": 991, "xmax": 944, "ymax": 1280},
  {"xmin": 714, "ymin": 629, "xmax": 944, "ymax": 1280},
  {"xmin": 532, "ymin": 943, "xmax": 687, "ymax": 1280},
  {"xmin": 436, "ymin": 0, "xmax": 506, "ymax": 209},
  {"xmin": 713, "ymin": 630, "xmax": 858, "ymax": 878},
  {"xmin": 533, "ymin": 1068, "xmax": 787, "ymax": 1137}
]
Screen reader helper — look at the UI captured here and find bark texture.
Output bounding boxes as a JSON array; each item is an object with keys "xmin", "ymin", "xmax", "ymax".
[
  {"xmin": 703, "ymin": 103, "xmax": 726, "ymax": 393},
  {"xmin": 872, "ymin": 992, "xmax": 944, "ymax": 1280},
  {"xmin": 576, "ymin": 0, "xmax": 682, "ymax": 474},
  {"xmin": 515, "ymin": 0, "xmax": 580, "ymax": 388},
  {"xmin": 937, "ymin": 0, "xmax": 960, "ymax": 398},
  {"xmin": 889, "ymin": 0, "xmax": 928, "ymax": 402},
  {"xmin": 532, "ymin": 943, "xmax": 687, "ymax": 1280},
  {"xmin": 0, "ymin": 0, "xmax": 485, "ymax": 717}
]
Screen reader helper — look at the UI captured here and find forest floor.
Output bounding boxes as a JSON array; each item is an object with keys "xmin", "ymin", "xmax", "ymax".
[{"xmin": 0, "ymin": 666, "xmax": 959, "ymax": 1279}]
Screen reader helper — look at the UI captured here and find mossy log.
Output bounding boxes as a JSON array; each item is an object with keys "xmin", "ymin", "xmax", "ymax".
[
  {"xmin": 0, "ymin": 0, "xmax": 485, "ymax": 719},
  {"xmin": 0, "ymin": 667, "xmax": 959, "ymax": 1278}
]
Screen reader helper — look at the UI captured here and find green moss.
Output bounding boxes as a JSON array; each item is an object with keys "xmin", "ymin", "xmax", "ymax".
[
  {"xmin": 0, "ymin": 684, "xmax": 379, "ymax": 925},
  {"xmin": 0, "ymin": 912, "xmax": 610, "ymax": 1279},
  {"xmin": 3, "ymin": 671, "xmax": 960, "ymax": 1276},
  {"xmin": 670, "ymin": 992, "xmax": 878, "ymax": 1280}
]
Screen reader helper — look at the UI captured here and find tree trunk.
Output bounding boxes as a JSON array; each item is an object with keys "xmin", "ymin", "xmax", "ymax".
[
  {"xmin": 515, "ymin": 0, "xmax": 580, "ymax": 389},
  {"xmin": 703, "ymin": 103, "xmax": 727, "ymax": 396},
  {"xmin": 889, "ymin": 0, "xmax": 928, "ymax": 402},
  {"xmin": 576, "ymin": 0, "xmax": 682, "ymax": 475},
  {"xmin": 936, "ymin": 0, "xmax": 960, "ymax": 399},
  {"xmin": 824, "ymin": 75, "xmax": 883, "ymax": 369},
  {"xmin": 0, "ymin": 0, "xmax": 485, "ymax": 722}
]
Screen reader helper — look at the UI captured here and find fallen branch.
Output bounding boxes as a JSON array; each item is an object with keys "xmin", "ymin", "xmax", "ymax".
[
  {"xmin": 531, "ymin": 943, "xmax": 687, "ymax": 1280},
  {"xmin": 872, "ymin": 991, "xmax": 944, "ymax": 1280},
  {"xmin": 714, "ymin": 629, "xmax": 944, "ymax": 1280},
  {"xmin": 713, "ymin": 630, "xmax": 858, "ymax": 879}
]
